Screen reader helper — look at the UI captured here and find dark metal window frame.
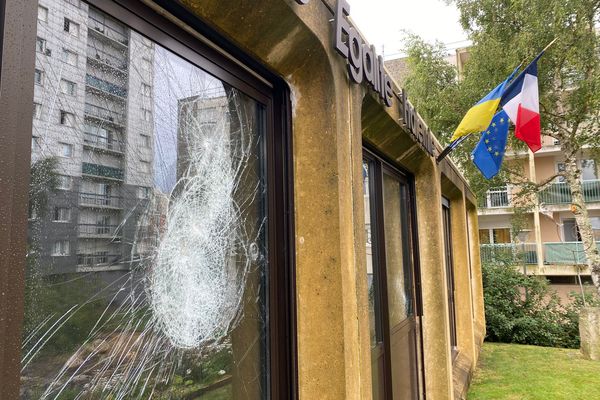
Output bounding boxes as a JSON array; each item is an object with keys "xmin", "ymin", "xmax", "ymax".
[
  {"xmin": 442, "ymin": 197, "xmax": 458, "ymax": 358},
  {"xmin": 363, "ymin": 145, "xmax": 426, "ymax": 400},
  {"xmin": 0, "ymin": 1, "xmax": 297, "ymax": 398}
]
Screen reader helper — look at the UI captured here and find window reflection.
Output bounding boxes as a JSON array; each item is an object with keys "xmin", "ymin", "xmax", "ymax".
[
  {"xmin": 363, "ymin": 161, "xmax": 377, "ymax": 346},
  {"xmin": 363, "ymin": 159, "xmax": 385, "ymax": 400},
  {"xmin": 23, "ymin": 1, "xmax": 267, "ymax": 398},
  {"xmin": 382, "ymin": 174, "xmax": 411, "ymax": 325}
]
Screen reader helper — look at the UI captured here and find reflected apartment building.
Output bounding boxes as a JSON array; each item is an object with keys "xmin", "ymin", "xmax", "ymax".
[{"xmin": 31, "ymin": 0, "xmax": 154, "ymax": 274}]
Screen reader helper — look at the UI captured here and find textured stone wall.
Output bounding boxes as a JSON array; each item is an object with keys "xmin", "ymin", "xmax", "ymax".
[{"xmin": 178, "ymin": 1, "xmax": 484, "ymax": 399}]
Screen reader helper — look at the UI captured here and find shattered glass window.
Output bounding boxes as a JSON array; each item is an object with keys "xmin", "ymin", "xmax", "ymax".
[{"xmin": 22, "ymin": 1, "xmax": 267, "ymax": 398}]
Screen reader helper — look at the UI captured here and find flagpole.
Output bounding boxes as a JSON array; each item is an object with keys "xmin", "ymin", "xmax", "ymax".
[
  {"xmin": 436, "ymin": 135, "xmax": 470, "ymax": 163},
  {"xmin": 542, "ymin": 37, "xmax": 558, "ymax": 53}
]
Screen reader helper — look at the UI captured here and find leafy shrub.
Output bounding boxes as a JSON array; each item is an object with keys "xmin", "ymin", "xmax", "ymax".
[{"xmin": 482, "ymin": 259, "xmax": 600, "ymax": 348}]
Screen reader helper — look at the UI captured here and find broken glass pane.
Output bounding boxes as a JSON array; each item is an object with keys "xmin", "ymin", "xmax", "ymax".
[{"xmin": 22, "ymin": 1, "xmax": 267, "ymax": 398}]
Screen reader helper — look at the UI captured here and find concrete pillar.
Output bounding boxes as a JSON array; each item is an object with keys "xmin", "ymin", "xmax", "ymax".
[
  {"xmin": 466, "ymin": 207, "xmax": 486, "ymax": 348},
  {"xmin": 414, "ymin": 160, "xmax": 454, "ymax": 400},
  {"xmin": 450, "ymin": 193, "xmax": 476, "ymax": 365},
  {"xmin": 529, "ymin": 150, "xmax": 544, "ymax": 270}
]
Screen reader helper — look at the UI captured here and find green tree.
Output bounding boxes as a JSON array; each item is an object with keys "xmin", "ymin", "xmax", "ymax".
[
  {"xmin": 28, "ymin": 157, "xmax": 59, "ymax": 219},
  {"xmin": 402, "ymin": 34, "xmax": 462, "ymax": 138},
  {"xmin": 403, "ymin": 0, "xmax": 600, "ymax": 294},
  {"xmin": 24, "ymin": 157, "xmax": 59, "ymax": 335}
]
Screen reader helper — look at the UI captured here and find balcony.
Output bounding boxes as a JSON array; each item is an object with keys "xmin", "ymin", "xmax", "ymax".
[
  {"xmin": 544, "ymin": 242, "xmax": 600, "ymax": 265},
  {"xmin": 87, "ymin": 46, "xmax": 128, "ymax": 72},
  {"xmin": 86, "ymin": 74, "xmax": 127, "ymax": 98},
  {"xmin": 84, "ymin": 103, "xmax": 125, "ymax": 126},
  {"xmin": 480, "ymin": 243, "xmax": 538, "ymax": 264},
  {"xmin": 479, "ymin": 188, "xmax": 511, "ymax": 208},
  {"xmin": 88, "ymin": 15, "xmax": 129, "ymax": 47},
  {"xmin": 82, "ymin": 162, "xmax": 124, "ymax": 181},
  {"xmin": 83, "ymin": 132, "xmax": 124, "ymax": 153},
  {"xmin": 77, "ymin": 253, "xmax": 122, "ymax": 266},
  {"xmin": 480, "ymin": 241, "xmax": 600, "ymax": 267},
  {"xmin": 79, "ymin": 192, "xmax": 121, "ymax": 208},
  {"xmin": 539, "ymin": 180, "xmax": 600, "ymax": 205},
  {"xmin": 78, "ymin": 223, "xmax": 120, "ymax": 238}
]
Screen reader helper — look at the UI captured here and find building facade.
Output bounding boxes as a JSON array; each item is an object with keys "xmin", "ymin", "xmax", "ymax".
[
  {"xmin": 0, "ymin": 1, "xmax": 484, "ymax": 399},
  {"xmin": 478, "ymin": 137, "xmax": 596, "ymax": 297},
  {"xmin": 31, "ymin": 0, "xmax": 155, "ymax": 275}
]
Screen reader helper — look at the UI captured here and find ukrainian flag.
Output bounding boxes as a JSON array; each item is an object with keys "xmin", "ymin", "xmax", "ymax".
[{"xmin": 450, "ymin": 67, "xmax": 519, "ymax": 142}]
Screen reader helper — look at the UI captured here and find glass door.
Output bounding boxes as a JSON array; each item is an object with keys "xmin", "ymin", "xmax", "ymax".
[{"xmin": 364, "ymin": 150, "xmax": 422, "ymax": 400}]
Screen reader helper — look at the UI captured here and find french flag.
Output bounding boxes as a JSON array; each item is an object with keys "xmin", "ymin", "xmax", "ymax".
[{"xmin": 500, "ymin": 54, "xmax": 543, "ymax": 152}]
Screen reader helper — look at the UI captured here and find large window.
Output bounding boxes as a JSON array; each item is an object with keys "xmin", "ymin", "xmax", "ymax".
[
  {"xmin": 442, "ymin": 198, "xmax": 457, "ymax": 355},
  {"xmin": 1, "ymin": 1, "xmax": 293, "ymax": 398},
  {"xmin": 363, "ymin": 149, "xmax": 423, "ymax": 400}
]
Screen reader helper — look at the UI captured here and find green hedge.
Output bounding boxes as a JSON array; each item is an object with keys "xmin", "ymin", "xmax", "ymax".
[{"xmin": 483, "ymin": 260, "xmax": 600, "ymax": 348}]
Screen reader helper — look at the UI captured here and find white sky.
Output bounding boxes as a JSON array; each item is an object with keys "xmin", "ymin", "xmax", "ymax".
[{"xmin": 349, "ymin": 0, "xmax": 470, "ymax": 60}]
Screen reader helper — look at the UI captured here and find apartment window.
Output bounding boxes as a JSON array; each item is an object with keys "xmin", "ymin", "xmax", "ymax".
[
  {"xmin": 140, "ymin": 134, "xmax": 150, "ymax": 147},
  {"xmin": 60, "ymin": 142, "xmax": 73, "ymax": 157},
  {"xmin": 564, "ymin": 218, "xmax": 600, "ymax": 242},
  {"xmin": 139, "ymin": 160, "xmax": 151, "ymax": 173},
  {"xmin": 60, "ymin": 111, "xmax": 74, "ymax": 126},
  {"xmin": 138, "ymin": 186, "xmax": 150, "ymax": 199},
  {"xmin": 363, "ymin": 151, "xmax": 422, "ymax": 399},
  {"xmin": 142, "ymin": 57, "xmax": 152, "ymax": 72},
  {"xmin": 141, "ymin": 83, "xmax": 152, "ymax": 97},
  {"xmin": 33, "ymin": 102, "xmax": 42, "ymax": 119},
  {"xmin": 557, "ymin": 162, "xmax": 566, "ymax": 183},
  {"xmin": 581, "ymin": 159, "xmax": 597, "ymax": 181},
  {"xmin": 493, "ymin": 228, "xmax": 510, "ymax": 243},
  {"xmin": 57, "ymin": 175, "xmax": 72, "ymax": 190},
  {"xmin": 96, "ymin": 183, "xmax": 110, "ymax": 195},
  {"xmin": 53, "ymin": 207, "xmax": 70, "ymax": 222},
  {"xmin": 64, "ymin": 18, "xmax": 80, "ymax": 37},
  {"xmin": 36, "ymin": 37, "xmax": 46, "ymax": 53},
  {"xmin": 62, "ymin": 48, "xmax": 78, "ymax": 66},
  {"xmin": 38, "ymin": 5, "xmax": 48, "ymax": 22},
  {"xmin": 60, "ymin": 79, "xmax": 77, "ymax": 96},
  {"xmin": 34, "ymin": 69, "xmax": 44, "ymax": 85},
  {"xmin": 479, "ymin": 229, "xmax": 491, "ymax": 244},
  {"xmin": 52, "ymin": 240, "xmax": 70, "ymax": 256},
  {"xmin": 142, "ymin": 108, "xmax": 152, "ymax": 121}
]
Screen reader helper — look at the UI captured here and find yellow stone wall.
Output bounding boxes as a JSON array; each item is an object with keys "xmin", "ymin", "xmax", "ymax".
[{"xmin": 178, "ymin": 1, "xmax": 484, "ymax": 398}]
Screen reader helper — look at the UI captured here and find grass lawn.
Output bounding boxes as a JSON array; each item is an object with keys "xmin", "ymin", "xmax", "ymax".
[{"xmin": 468, "ymin": 342, "xmax": 600, "ymax": 400}]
